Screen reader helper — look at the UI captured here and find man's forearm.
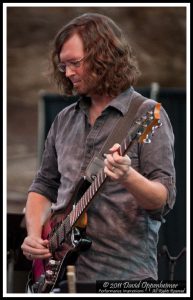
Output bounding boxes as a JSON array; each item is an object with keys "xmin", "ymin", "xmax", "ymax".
[
  {"xmin": 122, "ymin": 167, "xmax": 168, "ymax": 210},
  {"xmin": 25, "ymin": 192, "xmax": 52, "ymax": 237}
]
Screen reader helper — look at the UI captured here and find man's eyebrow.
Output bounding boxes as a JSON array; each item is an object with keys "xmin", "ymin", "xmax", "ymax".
[{"xmin": 59, "ymin": 57, "xmax": 80, "ymax": 63}]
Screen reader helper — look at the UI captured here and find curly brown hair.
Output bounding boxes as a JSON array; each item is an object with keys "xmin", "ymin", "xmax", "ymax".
[{"xmin": 50, "ymin": 13, "xmax": 141, "ymax": 97}]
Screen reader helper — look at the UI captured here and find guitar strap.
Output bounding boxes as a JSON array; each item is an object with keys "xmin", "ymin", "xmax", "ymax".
[{"xmin": 85, "ymin": 89, "xmax": 147, "ymax": 182}]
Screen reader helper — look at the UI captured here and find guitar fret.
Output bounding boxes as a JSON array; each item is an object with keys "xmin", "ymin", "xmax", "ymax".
[
  {"xmin": 79, "ymin": 199, "xmax": 82, "ymax": 214},
  {"xmin": 83, "ymin": 194, "xmax": 87, "ymax": 208},
  {"xmin": 70, "ymin": 210, "xmax": 74, "ymax": 227},
  {"xmin": 89, "ymin": 186, "xmax": 92, "ymax": 201},
  {"xmin": 75, "ymin": 208, "xmax": 78, "ymax": 221},
  {"xmin": 81, "ymin": 196, "xmax": 85, "ymax": 212},
  {"xmin": 81, "ymin": 197, "xmax": 85, "ymax": 212},
  {"xmin": 76, "ymin": 203, "xmax": 79, "ymax": 218},
  {"xmin": 87, "ymin": 188, "xmax": 90, "ymax": 199},
  {"xmin": 77, "ymin": 202, "xmax": 81, "ymax": 217},
  {"xmin": 73, "ymin": 210, "xmax": 75, "ymax": 226},
  {"xmin": 90, "ymin": 184, "xmax": 94, "ymax": 197},
  {"xmin": 69, "ymin": 212, "xmax": 72, "ymax": 227},
  {"xmin": 74, "ymin": 209, "xmax": 77, "ymax": 224},
  {"xmin": 97, "ymin": 174, "xmax": 100, "ymax": 186},
  {"xmin": 78, "ymin": 201, "xmax": 82, "ymax": 215},
  {"xmin": 72, "ymin": 209, "xmax": 76, "ymax": 226},
  {"xmin": 75, "ymin": 206, "xmax": 78, "ymax": 221},
  {"xmin": 88, "ymin": 186, "xmax": 92, "ymax": 201},
  {"xmin": 94, "ymin": 179, "xmax": 97, "ymax": 193},
  {"xmin": 85, "ymin": 194, "xmax": 87, "ymax": 205},
  {"xmin": 83, "ymin": 192, "xmax": 87, "ymax": 209},
  {"xmin": 81, "ymin": 198, "xmax": 83, "ymax": 211},
  {"xmin": 69, "ymin": 211, "xmax": 72, "ymax": 227},
  {"xmin": 74, "ymin": 209, "xmax": 77, "ymax": 225},
  {"xmin": 82, "ymin": 196, "xmax": 86, "ymax": 211}
]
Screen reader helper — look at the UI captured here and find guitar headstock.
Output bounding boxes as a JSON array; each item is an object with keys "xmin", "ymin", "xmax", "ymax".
[{"xmin": 135, "ymin": 103, "xmax": 162, "ymax": 144}]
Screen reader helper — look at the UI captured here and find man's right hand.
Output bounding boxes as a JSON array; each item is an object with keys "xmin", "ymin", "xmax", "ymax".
[{"xmin": 21, "ymin": 235, "xmax": 52, "ymax": 260}]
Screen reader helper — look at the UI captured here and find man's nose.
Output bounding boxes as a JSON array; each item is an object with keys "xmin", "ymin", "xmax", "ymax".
[{"xmin": 65, "ymin": 66, "xmax": 75, "ymax": 77}]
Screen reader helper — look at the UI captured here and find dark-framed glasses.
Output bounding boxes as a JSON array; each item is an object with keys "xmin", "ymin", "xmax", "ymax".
[{"xmin": 57, "ymin": 56, "xmax": 87, "ymax": 73}]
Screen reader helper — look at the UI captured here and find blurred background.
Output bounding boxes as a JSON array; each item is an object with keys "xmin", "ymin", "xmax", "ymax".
[
  {"xmin": 7, "ymin": 6, "xmax": 186, "ymax": 205},
  {"xmin": 6, "ymin": 5, "xmax": 187, "ymax": 293}
]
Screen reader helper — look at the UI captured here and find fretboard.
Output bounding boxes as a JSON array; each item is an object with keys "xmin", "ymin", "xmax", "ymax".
[{"xmin": 68, "ymin": 134, "xmax": 135, "ymax": 229}]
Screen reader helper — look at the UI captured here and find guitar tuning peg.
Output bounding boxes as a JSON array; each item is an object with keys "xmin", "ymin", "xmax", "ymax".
[
  {"xmin": 151, "ymin": 127, "xmax": 155, "ymax": 135},
  {"xmin": 147, "ymin": 111, "xmax": 154, "ymax": 118},
  {"xmin": 143, "ymin": 134, "xmax": 151, "ymax": 144},
  {"xmin": 147, "ymin": 111, "xmax": 153, "ymax": 115},
  {"xmin": 137, "ymin": 131, "xmax": 142, "ymax": 136},
  {"xmin": 135, "ymin": 120, "xmax": 142, "ymax": 125},
  {"xmin": 142, "ymin": 115, "xmax": 147, "ymax": 121},
  {"xmin": 158, "ymin": 120, "xmax": 162, "ymax": 127}
]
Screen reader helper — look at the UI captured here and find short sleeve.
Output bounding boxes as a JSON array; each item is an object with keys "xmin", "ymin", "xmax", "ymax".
[
  {"xmin": 136, "ymin": 100, "xmax": 176, "ymax": 221},
  {"xmin": 28, "ymin": 115, "xmax": 61, "ymax": 203}
]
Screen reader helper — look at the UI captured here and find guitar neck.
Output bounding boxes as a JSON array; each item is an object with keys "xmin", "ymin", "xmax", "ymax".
[{"xmin": 69, "ymin": 134, "xmax": 136, "ymax": 229}]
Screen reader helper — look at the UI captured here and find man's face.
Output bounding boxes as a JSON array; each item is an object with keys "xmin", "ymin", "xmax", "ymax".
[{"xmin": 59, "ymin": 33, "xmax": 90, "ymax": 95}]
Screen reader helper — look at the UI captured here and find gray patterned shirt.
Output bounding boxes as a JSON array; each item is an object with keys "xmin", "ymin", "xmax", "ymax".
[{"xmin": 29, "ymin": 87, "xmax": 176, "ymax": 280}]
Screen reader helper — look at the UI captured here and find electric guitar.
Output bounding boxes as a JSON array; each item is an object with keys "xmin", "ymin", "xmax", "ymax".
[{"xmin": 27, "ymin": 102, "xmax": 162, "ymax": 293}]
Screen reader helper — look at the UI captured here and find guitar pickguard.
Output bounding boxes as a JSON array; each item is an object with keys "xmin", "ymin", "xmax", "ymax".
[{"xmin": 29, "ymin": 222, "xmax": 92, "ymax": 293}]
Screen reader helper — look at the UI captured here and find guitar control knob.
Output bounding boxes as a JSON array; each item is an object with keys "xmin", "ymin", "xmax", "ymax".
[
  {"xmin": 45, "ymin": 269, "xmax": 56, "ymax": 282},
  {"xmin": 46, "ymin": 270, "xmax": 54, "ymax": 276},
  {"xmin": 48, "ymin": 259, "xmax": 59, "ymax": 266}
]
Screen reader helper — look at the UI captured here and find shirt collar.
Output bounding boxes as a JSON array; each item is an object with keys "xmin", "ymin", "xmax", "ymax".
[
  {"xmin": 107, "ymin": 87, "xmax": 134, "ymax": 115},
  {"xmin": 75, "ymin": 86, "xmax": 134, "ymax": 116},
  {"xmin": 75, "ymin": 96, "xmax": 91, "ymax": 116}
]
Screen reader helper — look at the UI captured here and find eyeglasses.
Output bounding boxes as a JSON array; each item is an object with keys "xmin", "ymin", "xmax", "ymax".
[{"xmin": 57, "ymin": 56, "xmax": 87, "ymax": 73}]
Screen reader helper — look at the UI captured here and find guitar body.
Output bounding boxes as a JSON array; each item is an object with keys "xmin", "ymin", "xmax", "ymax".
[
  {"xmin": 28, "ymin": 214, "xmax": 92, "ymax": 293},
  {"xmin": 27, "ymin": 179, "xmax": 92, "ymax": 293}
]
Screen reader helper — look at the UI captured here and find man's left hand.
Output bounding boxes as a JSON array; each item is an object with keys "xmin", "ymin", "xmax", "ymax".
[{"xmin": 104, "ymin": 143, "xmax": 131, "ymax": 183}]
